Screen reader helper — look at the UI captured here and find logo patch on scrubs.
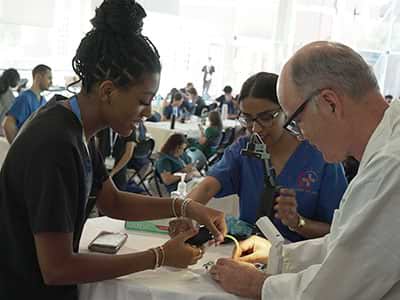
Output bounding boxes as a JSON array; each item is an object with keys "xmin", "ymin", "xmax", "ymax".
[{"xmin": 297, "ymin": 171, "xmax": 318, "ymax": 191}]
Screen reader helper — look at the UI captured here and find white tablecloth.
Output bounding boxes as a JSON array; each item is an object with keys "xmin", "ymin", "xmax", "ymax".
[
  {"xmin": 79, "ymin": 217, "xmax": 249, "ymax": 300},
  {"xmin": 145, "ymin": 119, "xmax": 239, "ymax": 152}
]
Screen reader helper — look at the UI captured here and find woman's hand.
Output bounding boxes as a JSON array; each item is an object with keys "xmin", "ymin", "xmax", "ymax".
[
  {"xmin": 183, "ymin": 164, "xmax": 194, "ymax": 173},
  {"xmin": 274, "ymin": 188, "xmax": 301, "ymax": 229},
  {"xmin": 231, "ymin": 235, "xmax": 271, "ymax": 264},
  {"xmin": 162, "ymin": 229, "xmax": 204, "ymax": 268},
  {"xmin": 168, "ymin": 218, "xmax": 195, "ymax": 238},
  {"xmin": 185, "ymin": 201, "xmax": 227, "ymax": 243}
]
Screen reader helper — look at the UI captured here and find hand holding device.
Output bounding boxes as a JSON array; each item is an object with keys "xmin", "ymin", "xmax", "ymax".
[{"xmin": 185, "ymin": 225, "xmax": 213, "ymax": 246}]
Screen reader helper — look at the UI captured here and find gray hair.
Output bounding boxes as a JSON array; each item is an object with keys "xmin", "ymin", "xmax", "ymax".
[{"xmin": 290, "ymin": 42, "xmax": 379, "ymax": 99}]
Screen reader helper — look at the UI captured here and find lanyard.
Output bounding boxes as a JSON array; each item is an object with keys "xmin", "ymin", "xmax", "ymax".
[
  {"xmin": 109, "ymin": 128, "xmax": 118, "ymax": 156},
  {"xmin": 69, "ymin": 96, "xmax": 93, "ymax": 203},
  {"xmin": 70, "ymin": 96, "xmax": 90, "ymax": 155},
  {"xmin": 69, "ymin": 96, "xmax": 82, "ymax": 121}
]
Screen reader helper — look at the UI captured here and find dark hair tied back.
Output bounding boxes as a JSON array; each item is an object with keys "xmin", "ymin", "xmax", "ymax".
[
  {"xmin": 92, "ymin": 0, "xmax": 145, "ymax": 35},
  {"xmin": 238, "ymin": 72, "xmax": 279, "ymax": 105},
  {"xmin": 0, "ymin": 68, "xmax": 20, "ymax": 95},
  {"xmin": 71, "ymin": 0, "xmax": 161, "ymax": 93}
]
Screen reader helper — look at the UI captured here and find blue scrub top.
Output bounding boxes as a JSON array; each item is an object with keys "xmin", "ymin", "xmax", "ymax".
[
  {"xmin": 155, "ymin": 152, "xmax": 192, "ymax": 192},
  {"xmin": 208, "ymin": 137, "xmax": 348, "ymax": 242},
  {"xmin": 7, "ymin": 90, "xmax": 47, "ymax": 129}
]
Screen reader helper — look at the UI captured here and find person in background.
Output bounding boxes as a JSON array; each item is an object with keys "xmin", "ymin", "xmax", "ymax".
[
  {"xmin": 96, "ymin": 127, "xmax": 137, "ymax": 191},
  {"xmin": 0, "ymin": 1, "xmax": 226, "ymax": 299},
  {"xmin": 215, "ymin": 85, "xmax": 239, "ymax": 119},
  {"xmin": 162, "ymin": 91, "xmax": 184, "ymax": 120},
  {"xmin": 163, "ymin": 88, "xmax": 179, "ymax": 105},
  {"xmin": 146, "ymin": 111, "xmax": 161, "ymax": 122},
  {"xmin": 2, "ymin": 64, "xmax": 52, "ymax": 143},
  {"xmin": 210, "ymin": 41, "xmax": 400, "ymax": 300},
  {"xmin": 16, "ymin": 78, "xmax": 28, "ymax": 95},
  {"xmin": 156, "ymin": 133, "xmax": 200, "ymax": 193},
  {"xmin": 192, "ymin": 110, "xmax": 223, "ymax": 158},
  {"xmin": 180, "ymin": 82, "xmax": 194, "ymax": 101},
  {"xmin": 126, "ymin": 121, "xmax": 153, "ymax": 186},
  {"xmin": 170, "ymin": 72, "xmax": 347, "ymax": 243},
  {"xmin": 201, "ymin": 57, "xmax": 215, "ymax": 97},
  {"xmin": 188, "ymin": 87, "xmax": 207, "ymax": 117},
  {"xmin": 0, "ymin": 68, "xmax": 20, "ymax": 136}
]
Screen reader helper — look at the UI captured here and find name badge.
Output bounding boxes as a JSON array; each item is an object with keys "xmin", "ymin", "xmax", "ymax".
[{"xmin": 105, "ymin": 156, "xmax": 115, "ymax": 170}]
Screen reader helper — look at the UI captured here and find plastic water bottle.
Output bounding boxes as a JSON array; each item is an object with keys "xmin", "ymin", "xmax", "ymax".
[
  {"xmin": 173, "ymin": 106, "xmax": 179, "ymax": 117},
  {"xmin": 154, "ymin": 94, "xmax": 163, "ymax": 113},
  {"xmin": 170, "ymin": 113, "xmax": 176, "ymax": 129},
  {"xmin": 221, "ymin": 103, "xmax": 228, "ymax": 120},
  {"xmin": 170, "ymin": 106, "xmax": 178, "ymax": 129}
]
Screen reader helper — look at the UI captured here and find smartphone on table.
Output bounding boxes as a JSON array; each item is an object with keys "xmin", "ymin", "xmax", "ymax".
[{"xmin": 88, "ymin": 231, "xmax": 128, "ymax": 254}]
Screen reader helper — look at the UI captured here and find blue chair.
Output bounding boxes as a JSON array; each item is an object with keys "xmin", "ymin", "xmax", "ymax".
[
  {"xmin": 207, "ymin": 127, "xmax": 236, "ymax": 166},
  {"xmin": 127, "ymin": 138, "xmax": 155, "ymax": 195}
]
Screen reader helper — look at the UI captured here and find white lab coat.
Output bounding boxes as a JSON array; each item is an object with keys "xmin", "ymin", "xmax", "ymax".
[{"xmin": 262, "ymin": 101, "xmax": 400, "ymax": 300}]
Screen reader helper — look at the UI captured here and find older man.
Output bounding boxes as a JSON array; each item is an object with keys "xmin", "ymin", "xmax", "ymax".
[{"xmin": 210, "ymin": 41, "xmax": 400, "ymax": 299}]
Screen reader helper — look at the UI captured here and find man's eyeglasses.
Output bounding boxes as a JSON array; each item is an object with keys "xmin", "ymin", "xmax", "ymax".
[
  {"xmin": 238, "ymin": 109, "xmax": 281, "ymax": 128},
  {"xmin": 283, "ymin": 89, "xmax": 323, "ymax": 137}
]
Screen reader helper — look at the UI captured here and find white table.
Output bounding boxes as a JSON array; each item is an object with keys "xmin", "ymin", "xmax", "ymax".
[
  {"xmin": 79, "ymin": 217, "xmax": 249, "ymax": 300},
  {"xmin": 145, "ymin": 119, "xmax": 239, "ymax": 152}
]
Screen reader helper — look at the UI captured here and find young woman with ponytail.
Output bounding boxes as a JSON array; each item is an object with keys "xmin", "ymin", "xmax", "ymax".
[{"xmin": 0, "ymin": 1, "xmax": 226, "ymax": 299}]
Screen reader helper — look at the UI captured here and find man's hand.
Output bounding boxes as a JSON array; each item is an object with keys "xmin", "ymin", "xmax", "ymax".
[
  {"xmin": 274, "ymin": 188, "xmax": 301, "ymax": 229},
  {"xmin": 232, "ymin": 235, "xmax": 271, "ymax": 264},
  {"xmin": 210, "ymin": 258, "xmax": 268, "ymax": 299}
]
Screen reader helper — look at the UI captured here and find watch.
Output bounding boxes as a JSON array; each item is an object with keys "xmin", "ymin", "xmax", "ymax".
[{"xmin": 289, "ymin": 215, "xmax": 306, "ymax": 232}]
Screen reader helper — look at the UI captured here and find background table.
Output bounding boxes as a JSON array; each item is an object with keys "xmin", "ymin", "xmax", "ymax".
[
  {"xmin": 145, "ymin": 119, "xmax": 239, "ymax": 152},
  {"xmin": 79, "ymin": 217, "xmax": 249, "ymax": 300}
]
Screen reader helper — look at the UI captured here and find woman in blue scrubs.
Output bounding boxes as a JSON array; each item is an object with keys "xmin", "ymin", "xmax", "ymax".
[{"xmin": 171, "ymin": 72, "xmax": 347, "ymax": 242}]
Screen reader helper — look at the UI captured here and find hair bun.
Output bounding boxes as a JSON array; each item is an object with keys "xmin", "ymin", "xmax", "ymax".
[{"xmin": 91, "ymin": 0, "xmax": 147, "ymax": 35}]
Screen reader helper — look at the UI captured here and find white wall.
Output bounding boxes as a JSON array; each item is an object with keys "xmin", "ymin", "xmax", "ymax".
[{"xmin": 1, "ymin": 0, "xmax": 400, "ymax": 98}]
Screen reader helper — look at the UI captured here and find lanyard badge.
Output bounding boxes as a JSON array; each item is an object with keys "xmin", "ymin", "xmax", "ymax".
[
  {"xmin": 105, "ymin": 128, "xmax": 118, "ymax": 170},
  {"xmin": 105, "ymin": 156, "xmax": 115, "ymax": 170}
]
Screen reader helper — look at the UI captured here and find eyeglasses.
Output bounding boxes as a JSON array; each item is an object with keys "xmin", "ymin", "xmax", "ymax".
[
  {"xmin": 238, "ymin": 109, "xmax": 281, "ymax": 128},
  {"xmin": 283, "ymin": 89, "xmax": 323, "ymax": 137}
]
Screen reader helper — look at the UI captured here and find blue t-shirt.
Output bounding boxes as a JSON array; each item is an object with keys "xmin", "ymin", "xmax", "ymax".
[
  {"xmin": 155, "ymin": 153, "xmax": 192, "ymax": 192},
  {"xmin": 208, "ymin": 137, "xmax": 348, "ymax": 242},
  {"xmin": 7, "ymin": 90, "xmax": 46, "ymax": 129}
]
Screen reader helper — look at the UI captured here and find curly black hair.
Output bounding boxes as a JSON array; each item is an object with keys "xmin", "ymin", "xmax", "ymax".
[
  {"xmin": 0, "ymin": 68, "xmax": 20, "ymax": 95},
  {"xmin": 71, "ymin": 0, "xmax": 161, "ymax": 93}
]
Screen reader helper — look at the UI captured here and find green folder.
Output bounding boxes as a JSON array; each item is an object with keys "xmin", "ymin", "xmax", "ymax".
[{"xmin": 125, "ymin": 218, "xmax": 172, "ymax": 234}]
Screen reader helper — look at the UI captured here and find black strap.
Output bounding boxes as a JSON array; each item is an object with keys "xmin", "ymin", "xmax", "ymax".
[{"xmin": 257, "ymin": 181, "xmax": 279, "ymax": 220}]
